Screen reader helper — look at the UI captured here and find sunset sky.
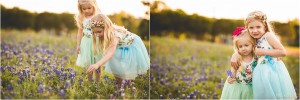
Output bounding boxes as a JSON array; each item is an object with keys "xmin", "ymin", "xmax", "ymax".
[
  {"xmin": 1, "ymin": 0, "xmax": 148, "ymax": 18},
  {"xmin": 1, "ymin": 0, "xmax": 299, "ymax": 22},
  {"xmin": 160, "ymin": 0, "xmax": 300, "ymax": 22}
]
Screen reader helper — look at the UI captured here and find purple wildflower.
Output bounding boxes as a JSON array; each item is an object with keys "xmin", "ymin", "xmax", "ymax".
[{"xmin": 7, "ymin": 85, "xmax": 13, "ymax": 91}]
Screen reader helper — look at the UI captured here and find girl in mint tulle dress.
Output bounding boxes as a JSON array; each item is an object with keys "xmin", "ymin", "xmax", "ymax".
[
  {"xmin": 221, "ymin": 28, "xmax": 256, "ymax": 99},
  {"xmin": 87, "ymin": 13, "xmax": 150, "ymax": 83},
  {"xmin": 231, "ymin": 11, "xmax": 297, "ymax": 99},
  {"xmin": 75, "ymin": 0, "xmax": 102, "ymax": 82}
]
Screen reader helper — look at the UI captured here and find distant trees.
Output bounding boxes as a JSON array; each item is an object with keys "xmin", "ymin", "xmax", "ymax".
[
  {"xmin": 1, "ymin": 5, "xmax": 77, "ymax": 35},
  {"xmin": 150, "ymin": 1, "xmax": 299, "ymax": 46},
  {"xmin": 151, "ymin": 9, "xmax": 213, "ymax": 39},
  {"xmin": 2, "ymin": 6, "xmax": 35, "ymax": 30},
  {"xmin": 1, "ymin": 5, "xmax": 149, "ymax": 40}
]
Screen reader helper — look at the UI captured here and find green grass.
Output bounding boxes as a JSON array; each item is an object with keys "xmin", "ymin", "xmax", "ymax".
[
  {"xmin": 150, "ymin": 36, "xmax": 299, "ymax": 99},
  {"xmin": 1, "ymin": 30, "xmax": 149, "ymax": 99}
]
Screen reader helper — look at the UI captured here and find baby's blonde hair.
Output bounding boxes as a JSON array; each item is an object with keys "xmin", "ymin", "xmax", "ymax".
[
  {"xmin": 75, "ymin": 0, "xmax": 101, "ymax": 29},
  {"xmin": 90, "ymin": 13, "xmax": 115, "ymax": 55},
  {"xmin": 233, "ymin": 30, "xmax": 256, "ymax": 62},
  {"xmin": 245, "ymin": 10, "xmax": 275, "ymax": 34}
]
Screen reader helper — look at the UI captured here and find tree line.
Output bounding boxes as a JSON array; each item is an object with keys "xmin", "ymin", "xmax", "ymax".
[
  {"xmin": 1, "ymin": 5, "xmax": 149, "ymax": 40},
  {"xmin": 150, "ymin": 1, "xmax": 299, "ymax": 46}
]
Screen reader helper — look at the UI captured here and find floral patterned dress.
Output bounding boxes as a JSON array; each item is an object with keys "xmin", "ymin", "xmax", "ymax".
[
  {"xmin": 235, "ymin": 58, "xmax": 255, "ymax": 85},
  {"xmin": 252, "ymin": 32, "xmax": 296, "ymax": 99},
  {"xmin": 221, "ymin": 59, "xmax": 255, "ymax": 99}
]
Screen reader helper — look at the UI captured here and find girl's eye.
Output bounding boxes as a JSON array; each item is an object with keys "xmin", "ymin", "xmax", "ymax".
[{"xmin": 257, "ymin": 26, "xmax": 261, "ymax": 28}]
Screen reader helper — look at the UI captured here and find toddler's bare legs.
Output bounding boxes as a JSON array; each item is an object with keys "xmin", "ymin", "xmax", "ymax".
[
  {"xmin": 95, "ymin": 68, "xmax": 101, "ymax": 82},
  {"xmin": 115, "ymin": 76, "xmax": 123, "ymax": 85},
  {"xmin": 88, "ymin": 72, "xmax": 93, "ymax": 82}
]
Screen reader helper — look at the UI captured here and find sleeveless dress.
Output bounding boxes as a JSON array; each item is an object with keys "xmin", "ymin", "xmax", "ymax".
[
  {"xmin": 104, "ymin": 30, "xmax": 150, "ymax": 80},
  {"xmin": 76, "ymin": 17, "xmax": 102, "ymax": 67},
  {"xmin": 252, "ymin": 32, "xmax": 297, "ymax": 99},
  {"xmin": 221, "ymin": 58, "xmax": 255, "ymax": 99}
]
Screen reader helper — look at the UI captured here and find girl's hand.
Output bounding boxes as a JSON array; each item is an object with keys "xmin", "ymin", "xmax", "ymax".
[
  {"xmin": 87, "ymin": 64, "xmax": 100, "ymax": 73},
  {"xmin": 230, "ymin": 53, "xmax": 240, "ymax": 70},
  {"xmin": 76, "ymin": 46, "xmax": 80, "ymax": 54},
  {"xmin": 227, "ymin": 77, "xmax": 236, "ymax": 84},
  {"xmin": 255, "ymin": 48, "xmax": 264, "ymax": 56}
]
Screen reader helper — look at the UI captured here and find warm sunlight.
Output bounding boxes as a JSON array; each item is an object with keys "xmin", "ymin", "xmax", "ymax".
[
  {"xmin": 1, "ymin": 0, "xmax": 148, "ymax": 18},
  {"xmin": 161, "ymin": 0, "xmax": 300, "ymax": 22}
]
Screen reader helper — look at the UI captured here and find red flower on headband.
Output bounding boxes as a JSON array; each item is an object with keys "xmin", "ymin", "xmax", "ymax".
[{"xmin": 233, "ymin": 27, "xmax": 244, "ymax": 36}]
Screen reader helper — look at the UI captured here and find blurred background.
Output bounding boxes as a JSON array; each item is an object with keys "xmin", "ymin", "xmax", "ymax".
[
  {"xmin": 150, "ymin": 0, "xmax": 299, "ymax": 99},
  {"xmin": 1, "ymin": 0, "xmax": 149, "ymax": 40},
  {"xmin": 1, "ymin": 0, "xmax": 150, "ymax": 99}
]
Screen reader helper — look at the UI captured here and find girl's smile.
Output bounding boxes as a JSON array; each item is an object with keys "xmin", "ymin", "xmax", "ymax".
[{"xmin": 247, "ymin": 20, "xmax": 266, "ymax": 39}]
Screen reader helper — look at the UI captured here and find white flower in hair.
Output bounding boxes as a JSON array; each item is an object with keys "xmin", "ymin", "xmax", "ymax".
[{"xmin": 91, "ymin": 20, "xmax": 104, "ymax": 28}]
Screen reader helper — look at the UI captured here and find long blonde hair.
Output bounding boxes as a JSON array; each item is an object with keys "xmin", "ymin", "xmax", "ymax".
[
  {"xmin": 75, "ymin": 0, "xmax": 101, "ymax": 29},
  {"xmin": 245, "ymin": 10, "xmax": 275, "ymax": 34},
  {"xmin": 90, "ymin": 14, "xmax": 115, "ymax": 55},
  {"xmin": 233, "ymin": 30, "xmax": 256, "ymax": 63}
]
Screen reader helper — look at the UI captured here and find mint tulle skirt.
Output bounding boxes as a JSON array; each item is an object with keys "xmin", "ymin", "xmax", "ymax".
[
  {"xmin": 76, "ymin": 36, "xmax": 94, "ymax": 67},
  {"xmin": 221, "ymin": 77, "xmax": 253, "ymax": 99},
  {"xmin": 252, "ymin": 61, "xmax": 297, "ymax": 99},
  {"xmin": 76, "ymin": 36, "xmax": 102, "ymax": 67},
  {"xmin": 105, "ymin": 34, "xmax": 150, "ymax": 80}
]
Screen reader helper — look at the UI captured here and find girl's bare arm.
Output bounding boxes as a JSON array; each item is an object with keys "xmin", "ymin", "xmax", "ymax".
[{"xmin": 256, "ymin": 32, "xmax": 286, "ymax": 57}]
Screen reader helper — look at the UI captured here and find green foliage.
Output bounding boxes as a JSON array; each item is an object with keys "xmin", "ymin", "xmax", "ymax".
[
  {"xmin": 139, "ymin": 19, "xmax": 150, "ymax": 40},
  {"xmin": 108, "ymin": 11, "xmax": 141, "ymax": 35},
  {"xmin": 1, "ymin": 5, "xmax": 35, "ymax": 29},
  {"xmin": 150, "ymin": 9, "xmax": 213, "ymax": 37},
  {"xmin": 1, "ymin": 5, "xmax": 148, "ymax": 38},
  {"xmin": 150, "ymin": 2, "xmax": 299, "ymax": 46}
]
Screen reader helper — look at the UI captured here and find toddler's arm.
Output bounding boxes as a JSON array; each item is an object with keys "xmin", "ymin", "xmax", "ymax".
[
  {"xmin": 87, "ymin": 37, "xmax": 120, "ymax": 72},
  {"xmin": 230, "ymin": 67, "xmax": 236, "ymax": 78},
  {"xmin": 76, "ymin": 28, "xmax": 83, "ymax": 54},
  {"xmin": 256, "ymin": 32, "xmax": 287, "ymax": 57},
  {"xmin": 230, "ymin": 52, "xmax": 240, "ymax": 70}
]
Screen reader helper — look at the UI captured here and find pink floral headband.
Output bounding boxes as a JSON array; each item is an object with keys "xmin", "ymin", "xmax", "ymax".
[
  {"xmin": 232, "ymin": 27, "xmax": 245, "ymax": 36},
  {"xmin": 90, "ymin": 20, "xmax": 104, "ymax": 28}
]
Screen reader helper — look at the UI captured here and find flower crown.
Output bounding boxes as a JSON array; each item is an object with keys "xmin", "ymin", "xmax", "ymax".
[
  {"xmin": 232, "ymin": 27, "xmax": 245, "ymax": 36},
  {"xmin": 78, "ymin": 0, "xmax": 95, "ymax": 4},
  {"xmin": 253, "ymin": 14, "xmax": 267, "ymax": 23},
  {"xmin": 91, "ymin": 20, "xmax": 104, "ymax": 28},
  {"xmin": 247, "ymin": 11, "xmax": 267, "ymax": 23}
]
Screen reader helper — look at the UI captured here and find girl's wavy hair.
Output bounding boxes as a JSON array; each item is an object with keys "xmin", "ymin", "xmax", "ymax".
[
  {"xmin": 74, "ymin": 0, "xmax": 101, "ymax": 29},
  {"xmin": 245, "ymin": 10, "xmax": 275, "ymax": 34},
  {"xmin": 90, "ymin": 14, "xmax": 128, "ymax": 55}
]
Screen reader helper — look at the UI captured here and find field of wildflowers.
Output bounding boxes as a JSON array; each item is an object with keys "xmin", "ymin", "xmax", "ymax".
[
  {"xmin": 150, "ymin": 36, "xmax": 299, "ymax": 99},
  {"xmin": 1, "ymin": 30, "xmax": 149, "ymax": 99}
]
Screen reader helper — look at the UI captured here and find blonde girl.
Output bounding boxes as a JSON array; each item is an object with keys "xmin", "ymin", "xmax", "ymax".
[
  {"xmin": 221, "ymin": 28, "xmax": 255, "ymax": 99},
  {"xmin": 231, "ymin": 11, "xmax": 297, "ymax": 99},
  {"xmin": 75, "ymin": 0, "xmax": 102, "ymax": 82},
  {"xmin": 86, "ymin": 13, "xmax": 150, "ymax": 84}
]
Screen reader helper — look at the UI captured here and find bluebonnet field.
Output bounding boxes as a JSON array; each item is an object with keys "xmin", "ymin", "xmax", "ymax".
[
  {"xmin": 150, "ymin": 36, "xmax": 299, "ymax": 99},
  {"xmin": 1, "ymin": 30, "xmax": 149, "ymax": 99}
]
